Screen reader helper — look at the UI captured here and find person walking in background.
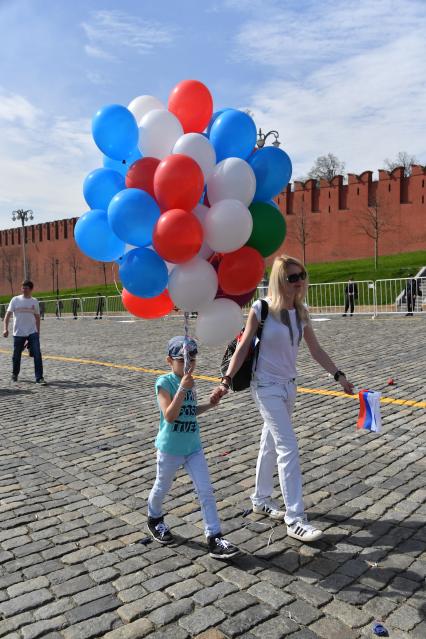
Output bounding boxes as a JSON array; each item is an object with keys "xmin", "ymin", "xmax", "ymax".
[
  {"xmin": 0, "ymin": 303, "xmax": 5, "ymax": 320},
  {"xmin": 72, "ymin": 297, "xmax": 79, "ymax": 319},
  {"xmin": 3, "ymin": 280, "xmax": 46, "ymax": 384},
  {"xmin": 94, "ymin": 293, "xmax": 104, "ymax": 319},
  {"xmin": 405, "ymin": 275, "xmax": 422, "ymax": 316},
  {"xmin": 342, "ymin": 277, "xmax": 358, "ymax": 317},
  {"xmin": 39, "ymin": 301, "xmax": 45, "ymax": 320},
  {"xmin": 55, "ymin": 298, "xmax": 63, "ymax": 319}
]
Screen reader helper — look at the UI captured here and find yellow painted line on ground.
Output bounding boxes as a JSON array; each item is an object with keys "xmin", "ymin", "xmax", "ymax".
[{"xmin": 1, "ymin": 348, "xmax": 425, "ymax": 409}]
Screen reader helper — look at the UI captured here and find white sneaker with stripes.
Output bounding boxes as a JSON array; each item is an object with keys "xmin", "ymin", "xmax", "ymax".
[
  {"xmin": 287, "ymin": 518, "xmax": 323, "ymax": 542},
  {"xmin": 252, "ymin": 500, "xmax": 285, "ymax": 521}
]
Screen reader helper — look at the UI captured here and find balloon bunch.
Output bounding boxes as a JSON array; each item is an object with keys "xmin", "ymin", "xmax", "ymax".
[{"xmin": 75, "ymin": 80, "xmax": 291, "ymax": 346}]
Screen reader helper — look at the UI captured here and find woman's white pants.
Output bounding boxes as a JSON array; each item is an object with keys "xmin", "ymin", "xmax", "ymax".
[{"xmin": 250, "ymin": 379, "xmax": 305, "ymax": 525}]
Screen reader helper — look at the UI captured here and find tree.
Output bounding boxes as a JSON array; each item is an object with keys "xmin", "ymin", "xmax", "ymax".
[
  {"xmin": 307, "ymin": 153, "xmax": 345, "ymax": 182},
  {"xmin": 358, "ymin": 197, "xmax": 396, "ymax": 270},
  {"xmin": 384, "ymin": 151, "xmax": 418, "ymax": 177},
  {"xmin": 68, "ymin": 250, "xmax": 81, "ymax": 292},
  {"xmin": 1, "ymin": 249, "xmax": 17, "ymax": 295},
  {"xmin": 290, "ymin": 199, "xmax": 312, "ymax": 265}
]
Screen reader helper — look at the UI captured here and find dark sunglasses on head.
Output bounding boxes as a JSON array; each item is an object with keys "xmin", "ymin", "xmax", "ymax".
[{"xmin": 286, "ymin": 271, "xmax": 307, "ymax": 283}]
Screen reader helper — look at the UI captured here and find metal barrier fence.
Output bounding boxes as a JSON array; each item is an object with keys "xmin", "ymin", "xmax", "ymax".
[
  {"xmin": 306, "ymin": 280, "xmax": 376, "ymax": 316},
  {"xmin": 12, "ymin": 276, "xmax": 424, "ymax": 320}
]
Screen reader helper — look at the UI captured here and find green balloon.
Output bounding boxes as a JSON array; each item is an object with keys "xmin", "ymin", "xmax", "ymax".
[{"xmin": 247, "ymin": 202, "xmax": 287, "ymax": 257}]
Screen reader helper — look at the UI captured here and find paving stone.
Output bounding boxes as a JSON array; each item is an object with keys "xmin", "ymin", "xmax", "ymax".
[
  {"xmin": 34, "ymin": 597, "xmax": 75, "ymax": 620},
  {"xmin": 7, "ymin": 576, "xmax": 50, "ymax": 598},
  {"xmin": 62, "ymin": 612, "xmax": 118, "ymax": 639},
  {"xmin": 52, "ymin": 575, "xmax": 95, "ymax": 598},
  {"xmin": 0, "ymin": 612, "xmax": 34, "ymax": 637},
  {"xmin": 73, "ymin": 583, "xmax": 115, "ymax": 605},
  {"xmin": 250, "ymin": 615, "xmax": 300, "ymax": 638},
  {"xmin": 247, "ymin": 581, "xmax": 295, "ymax": 609},
  {"xmin": 117, "ymin": 585, "xmax": 148, "ymax": 603},
  {"xmin": 217, "ymin": 566, "xmax": 259, "ymax": 589},
  {"xmin": 117, "ymin": 592, "xmax": 170, "ymax": 622},
  {"xmin": 323, "ymin": 598, "xmax": 373, "ymax": 628},
  {"xmin": 143, "ymin": 571, "xmax": 182, "ymax": 592},
  {"xmin": 214, "ymin": 591, "xmax": 259, "ymax": 616},
  {"xmin": 218, "ymin": 604, "xmax": 275, "ymax": 637},
  {"xmin": 65, "ymin": 594, "xmax": 120, "ymax": 624},
  {"xmin": 21, "ymin": 615, "xmax": 67, "ymax": 639},
  {"xmin": 146, "ymin": 623, "xmax": 189, "ymax": 639},
  {"xmin": 281, "ymin": 599, "xmax": 323, "ymax": 626},
  {"xmin": 0, "ymin": 589, "xmax": 54, "ymax": 618},
  {"xmin": 179, "ymin": 605, "xmax": 226, "ymax": 635},
  {"xmin": 148, "ymin": 598, "xmax": 193, "ymax": 626},
  {"xmin": 166, "ymin": 577, "xmax": 202, "ymax": 600},
  {"xmin": 308, "ymin": 616, "xmax": 360, "ymax": 639},
  {"xmin": 193, "ymin": 631, "xmax": 227, "ymax": 639},
  {"xmin": 286, "ymin": 580, "xmax": 332, "ymax": 607},
  {"xmin": 103, "ymin": 619, "xmax": 154, "ymax": 638},
  {"xmin": 61, "ymin": 546, "xmax": 101, "ymax": 565},
  {"xmin": 192, "ymin": 582, "xmax": 238, "ymax": 606},
  {"xmin": 386, "ymin": 604, "xmax": 424, "ymax": 631}
]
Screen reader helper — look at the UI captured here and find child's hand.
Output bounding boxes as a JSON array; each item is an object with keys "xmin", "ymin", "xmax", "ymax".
[
  {"xmin": 181, "ymin": 373, "xmax": 194, "ymax": 389},
  {"xmin": 209, "ymin": 393, "xmax": 221, "ymax": 407}
]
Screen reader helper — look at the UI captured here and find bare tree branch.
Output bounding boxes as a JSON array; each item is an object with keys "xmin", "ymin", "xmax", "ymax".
[
  {"xmin": 307, "ymin": 153, "xmax": 345, "ymax": 182},
  {"xmin": 384, "ymin": 151, "xmax": 418, "ymax": 177}
]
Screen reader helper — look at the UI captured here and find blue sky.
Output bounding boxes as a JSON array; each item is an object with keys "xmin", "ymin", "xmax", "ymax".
[{"xmin": 1, "ymin": 0, "xmax": 425, "ymax": 229}]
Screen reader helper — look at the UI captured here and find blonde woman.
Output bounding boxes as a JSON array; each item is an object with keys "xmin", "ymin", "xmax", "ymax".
[{"xmin": 211, "ymin": 255, "xmax": 354, "ymax": 543}]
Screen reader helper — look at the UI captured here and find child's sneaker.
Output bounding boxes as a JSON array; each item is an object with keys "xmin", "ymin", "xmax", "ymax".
[
  {"xmin": 252, "ymin": 499, "xmax": 285, "ymax": 520},
  {"xmin": 287, "ymin": 517, "xmax": 323, "ymax": 542},
  {"xmin": 208, "ymin": 534, "xmax": 241, "ymax": 559},
  {"xmin": 147, "ymin": 516, "xmax": 174, "ymax": 544}
]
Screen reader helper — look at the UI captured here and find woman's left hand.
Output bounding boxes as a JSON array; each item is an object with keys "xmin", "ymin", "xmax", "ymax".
[{"xmin": 340, "ymin": 377, "xmax": 354, "ymax": 395}]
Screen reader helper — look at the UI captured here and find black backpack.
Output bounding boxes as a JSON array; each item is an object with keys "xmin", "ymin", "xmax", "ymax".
[{"xmin": 220, "ymin": 299, "xmax": 269, "ymax": 391}]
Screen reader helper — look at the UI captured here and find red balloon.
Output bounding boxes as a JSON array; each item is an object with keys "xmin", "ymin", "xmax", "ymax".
[
  {"xmin": 216, "ymin": 288, "xmax": 257, "ymax": 307},
  {"xmin": 154, "ymin": 154, "xmax": 204, "ymax": 212},
  {"xmin": 125, "ymin": 157, "xmax": 160, "ymax": 197},
  {"xmin": 218, "ymin": 246, "xmax": 265, "ymax": 295},
  {"xmin": 168, "ymin": 80, "xmax": 213, "ymax": 133},
  {"xmin": 153, "ymin": 209, "xmax": 203, "ymax": 263},
  {"xmin": 122, "ymin": 288, "xmax": 174, "ymax": 319}
]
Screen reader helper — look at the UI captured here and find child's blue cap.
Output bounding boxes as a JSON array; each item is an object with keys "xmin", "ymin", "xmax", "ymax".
[{"xmin": 168, "ymin": 336, "xmax": 198, "ymax": 358}]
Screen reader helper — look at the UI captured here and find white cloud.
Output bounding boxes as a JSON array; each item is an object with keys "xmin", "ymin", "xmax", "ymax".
[
  {"xmin": 0, "ymin": 88, "xmax": 99, "ymax": 229},
  {"xmin": 81, "ymin": 9, "xmax": 178, "ymax": 60},
  {"xmin": 231, "ymin": 0, "xmax": 426, "ymax": 176}
]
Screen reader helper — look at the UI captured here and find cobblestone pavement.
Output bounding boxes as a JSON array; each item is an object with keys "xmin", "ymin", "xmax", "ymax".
[{"xmin": 0, "ymin": 315, "xmax": 425, "ymax": 639}]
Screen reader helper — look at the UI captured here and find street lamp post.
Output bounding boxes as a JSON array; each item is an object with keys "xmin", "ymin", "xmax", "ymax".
[
  {"xmin": 256, "ymin": 128, "xmax": 281, "ymax": 148},
  {"xmin": 12, "ymin": 209, "xmax": 33, "ymax": 280},
  {"xmin": 55, "ymin": 259, "xmax": 59, "ymax": 298}
]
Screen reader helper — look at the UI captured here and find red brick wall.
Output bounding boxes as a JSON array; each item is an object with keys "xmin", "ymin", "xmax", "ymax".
[
  {"xmin": 1, "ymin": 165, "xmax": 425, "ymax": 295},
  {"xmin": 272, "ymin": 164, "xmax": 426, "ymax": 265}
]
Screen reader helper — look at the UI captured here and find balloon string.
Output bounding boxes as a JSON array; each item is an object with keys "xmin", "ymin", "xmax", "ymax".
[
  {"xmin": 183, "ymin": 311, "xmax": 191, "ymax": 374},
  {"xmin": 112, "ymin": 263, "xmax": 122, "ymax": 296}
]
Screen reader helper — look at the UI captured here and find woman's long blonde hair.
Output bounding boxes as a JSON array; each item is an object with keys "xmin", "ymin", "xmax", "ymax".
[{"xmin": 267, "ymin": 255, "xmax": 309, "ymax": 322}]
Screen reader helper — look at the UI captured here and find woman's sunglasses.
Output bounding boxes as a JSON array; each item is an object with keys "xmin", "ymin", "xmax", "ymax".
[{"xmin": 286, "ymin": 271, "xmax": 307, "ymax": 283}]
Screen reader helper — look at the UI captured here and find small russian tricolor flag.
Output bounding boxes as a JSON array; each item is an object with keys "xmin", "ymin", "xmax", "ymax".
[{"xmin": 357, "ymin": 389, "xmax": 382, "ymax": 433}]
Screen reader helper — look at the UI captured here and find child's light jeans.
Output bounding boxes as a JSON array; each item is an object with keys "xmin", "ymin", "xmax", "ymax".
[
  {"xmin": 148, "ymin": 448, "xmax": 221, "ymax": 538},
  {"xmin": 250, "ymin": 377, "xmax": 305, "ymax": 525}
]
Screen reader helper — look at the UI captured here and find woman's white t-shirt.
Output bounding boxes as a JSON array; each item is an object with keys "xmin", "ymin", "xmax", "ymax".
[{"xmin": 252, "ymin": 299, "xmax": 308, "ymax": 382}]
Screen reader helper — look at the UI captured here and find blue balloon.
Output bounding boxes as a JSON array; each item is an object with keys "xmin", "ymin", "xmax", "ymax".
[
  {"xmin": 119, "ymin": 247, "xmax": 168, "ymax": 298},
  {"xmin": 108, "ymin": 188, "xmax": 160, "ymax": 247},
  {"xmin": 206, "ymin": 108, "xmax": 229, "ymax": 137},
  {"xmin": 74, "ymin": 209, "xmax": 125, "ymax": 262},
  {"xmin": 249, "ymin": 147, "xmax": 292, "ymax": 201},
  {"xmin": 210, "ymin": 109, "xmax": 257, "ymax": 162},
  {"xmin": 103, "ymin": 147, "xmax": 142, "ymax": 176},
  {"xmin": 83, "ymin": 168, "xmax": 125, "ymax": 211},
  {"xmin": 92, "ymin": 104, "xmax": 139, "ymax": 161}
]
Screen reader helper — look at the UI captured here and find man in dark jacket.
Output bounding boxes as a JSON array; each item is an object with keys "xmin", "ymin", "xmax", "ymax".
[
  {"xmin": 405, "ymin": 276, "xmax": 422, "ymax": 316},
  {"xmin": 343, "ymin": 278, "xmax": 358, "ymax": 316}
]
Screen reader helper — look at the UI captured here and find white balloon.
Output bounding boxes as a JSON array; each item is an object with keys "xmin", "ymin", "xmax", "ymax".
[
  {"xmin": 173, "ymin": 133, "xmax": 216, "ymax": 182},
  {"xmin": 139, "ymin": 109, "xmax": 183, "ymax": 159},
  {"xmin": 196, "ymin": 299, "xmax": 243, "ymax": 347},
  {"xmin": 127, "ymin": 95, "xmax": 165, "ymax": 125},
  {"xmin": 168, "ymin": 257, "xmax": 218, "ymax": 312},
  {"xmin": 207, "ymin": 158, "xmax": 256, "ymax": 206},
  {"xmin": 204, "ymin": 199, "xmax": 253, "ymax": 253},
  {"xmin": 193, "ymin": 204, "xmax": 214, "ymax": 260}
]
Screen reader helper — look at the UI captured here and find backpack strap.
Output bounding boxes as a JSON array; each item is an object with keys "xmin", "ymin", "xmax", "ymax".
[{"xmin": 253, "ymin": 299, "xmax": 269, "ymax": 373}]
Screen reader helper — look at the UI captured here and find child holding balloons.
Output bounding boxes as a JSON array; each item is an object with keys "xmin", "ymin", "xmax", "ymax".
[{"xmin": 147, "ymin": 335, "xmax": 241, "ymax": 559}]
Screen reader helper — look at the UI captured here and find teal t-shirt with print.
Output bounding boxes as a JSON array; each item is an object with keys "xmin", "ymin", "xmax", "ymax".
[{"xmin": 155, "ymin": 373, "xmax": 202, "ymax": 456}]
